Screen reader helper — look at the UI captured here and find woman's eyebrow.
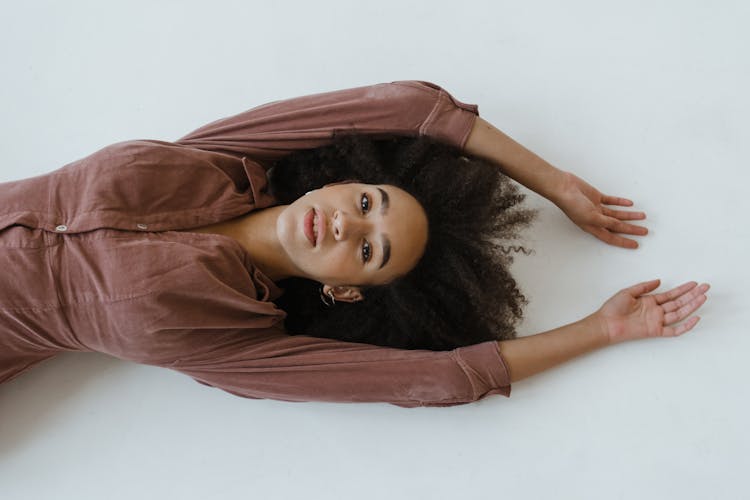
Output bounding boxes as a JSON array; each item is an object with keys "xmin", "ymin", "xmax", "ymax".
[
  {"xmin": 379, "ymin": 236, "xmax": 391, "ymax": 270},
  {"xmin": 377, "ymin": 187, "xmax": 389, "ymax": 214},
  {"xmin": 377, "ymin": 187, "xmax": 391, "ymax": 269}
]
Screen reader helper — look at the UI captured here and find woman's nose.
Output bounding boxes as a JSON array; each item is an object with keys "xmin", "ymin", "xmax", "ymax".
[{"xmin": 332, "ymin": 210, "xmax": 367, "ymax": 241}]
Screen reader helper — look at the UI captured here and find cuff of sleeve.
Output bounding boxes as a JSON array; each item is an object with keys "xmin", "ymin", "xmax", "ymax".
[
  {"xmin": 390, "ymin": 80, "xmax": 480, "ymax": 149},
  {"xmin": 455, "ymin": 341, "xmax": 512, "ymax": 400}
]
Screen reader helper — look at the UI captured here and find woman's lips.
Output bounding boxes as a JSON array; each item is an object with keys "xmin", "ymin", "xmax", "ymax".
[
  {"xmin": 316, "ymin": 209, "xmax": 326, "ymax": 246},
  {"xmin": 304, "ymin": 208, "xmax": 316, "ymax": 246}
]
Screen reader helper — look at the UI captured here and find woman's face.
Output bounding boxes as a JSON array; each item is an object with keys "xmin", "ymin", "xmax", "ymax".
[{"xmin": 276, "ymin": 182, "xmax": 428, "ymax": 289}]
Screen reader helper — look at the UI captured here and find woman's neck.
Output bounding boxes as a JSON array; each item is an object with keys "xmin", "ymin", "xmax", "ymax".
[{"xmin": 208, "ymin": 206, "xmax": 297, "ymax": 282}]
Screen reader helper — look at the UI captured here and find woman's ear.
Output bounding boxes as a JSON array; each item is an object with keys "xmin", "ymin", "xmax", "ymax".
[{"xmin": 321, "ymin": 284, "xmax": 364, "ymax": 303}]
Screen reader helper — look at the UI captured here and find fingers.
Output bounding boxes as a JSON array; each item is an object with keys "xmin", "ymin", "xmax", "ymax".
[
  {"xmin": 662, "ymin": 316, "xmax": 701, "ymax": 337},
  {"xmin": 589, "ymin": 215, "xmax": 648, "ymax": 249},
  {"xmin": 663, "ymin": 284, "xmax": 710, "ymax": 324},
  {"xmin": 598, "ymin": 214, "xmax": 649, "ymax": 236},
  {"xmin": 653, "ymin": 281, "xmax": 699, "ymax": 305},
  {"xmin": 602, "ymin": 206, "xmax": 647, "ymax": 221},
  {"xmin": 601, "ymin": 195, "xmax": 634, "ymax": 206},
  {"xmin": 590, "ymin": 226, "xmax": 640, "ymax": 249},
  {"xmin": 626, "ymin": 279, "xmax": 661, "ymax": 297},
  {"xmin": 613, "ymin": 221, "xmax": 649, "ymax": 236}
]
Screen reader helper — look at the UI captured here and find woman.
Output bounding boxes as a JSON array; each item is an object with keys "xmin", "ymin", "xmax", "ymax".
[{"xmin": 0, "ymin": 81, "xmax": 709, "ymax": 407}]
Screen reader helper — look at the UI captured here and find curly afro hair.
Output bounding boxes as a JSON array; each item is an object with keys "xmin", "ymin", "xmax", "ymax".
[{"xmin": 267, "ymin": 134, "xmax": 538, "ymax": 350}]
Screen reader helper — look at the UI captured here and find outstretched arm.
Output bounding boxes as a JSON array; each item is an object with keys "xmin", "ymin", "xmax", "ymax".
[
  {"xmin": 143, "ymin": 279, "xmax": 708, "ymax": 406},
  {"xmin": 176, "ymin": 80, "xmax": 647, "ymax": 248},
  {"xmin": 464, "ymin": 117, "xmax": 649, "ymax": 249}
]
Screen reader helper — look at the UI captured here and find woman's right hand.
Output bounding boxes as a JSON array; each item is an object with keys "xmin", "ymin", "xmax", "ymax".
[
  {"xmin": 552, "ymin": 171, "xmax": 648, "ymax": 249},
  {"xmin": 594, "ymin": 279, "xmax": 710, "ymax": 345}
]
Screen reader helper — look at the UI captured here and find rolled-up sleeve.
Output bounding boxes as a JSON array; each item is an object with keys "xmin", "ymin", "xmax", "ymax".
[
  {"xmin": 153, "ymin": 328, "xmax": 510, "ymax": 408},
  {"xmin": 175, "ymin": 80, "xmax": 479, "ymax": 163}
]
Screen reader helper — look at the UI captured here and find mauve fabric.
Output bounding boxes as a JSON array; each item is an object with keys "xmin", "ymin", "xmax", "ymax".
[{"xmin": 0, "ymin": 81, "xmax": 512, "ymax": 407}]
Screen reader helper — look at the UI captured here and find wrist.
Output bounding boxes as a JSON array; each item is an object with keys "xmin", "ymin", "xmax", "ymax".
[
  {"xmin": 547, "ymin": 169, "xmax": 584, "ymax": 207},
  {"xmin": 538, "ymin": 168, "xmax": 570, "ymax": 204},
  {"xmin": 582, "ymin": 312, "xmax": 613, "ymax": 348}
]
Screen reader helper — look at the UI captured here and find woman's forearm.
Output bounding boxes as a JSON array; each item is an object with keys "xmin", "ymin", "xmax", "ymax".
[
  {"xmin": 464, "ymin": 116, "xmax": 567, "ymax": 203},
  {"xmin": 497, "ymin": 314, "xmax": 610, "ymax": 383}
]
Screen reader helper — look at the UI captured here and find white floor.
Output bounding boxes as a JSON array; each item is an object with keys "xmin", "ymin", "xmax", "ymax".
[{"xmin": 1, "ymin": 1, "xmax": 747, "ymax": 499}]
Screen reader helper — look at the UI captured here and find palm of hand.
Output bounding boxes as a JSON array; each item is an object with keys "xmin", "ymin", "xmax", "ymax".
[
  {"xmin": 555, "ymin": 172, "xmax": 648, "ymax": 249},
  {"xmin": 599, "ymin": 292, "xmax": 664, "ymax": 341},
  {"xmin": 597, "ymin": 280, "xmax": 710, "ymax": 344}
]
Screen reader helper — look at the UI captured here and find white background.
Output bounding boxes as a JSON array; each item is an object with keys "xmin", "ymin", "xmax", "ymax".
[{"xmin": 1, "ymin": 1, "xmax": 747, "ymax": 499}]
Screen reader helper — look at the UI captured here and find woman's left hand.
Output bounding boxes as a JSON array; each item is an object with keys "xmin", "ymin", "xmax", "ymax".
[{"xmin": 552, "ymin": 171, "xmax": 648, "ymax": 249}]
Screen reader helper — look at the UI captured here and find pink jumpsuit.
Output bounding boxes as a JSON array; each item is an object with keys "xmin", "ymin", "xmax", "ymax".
[{"xmin": 0, "ymin": 81, "xmax": 512, "ymax": 407}]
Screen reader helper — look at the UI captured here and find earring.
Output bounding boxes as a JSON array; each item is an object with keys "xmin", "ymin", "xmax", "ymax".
[{"xmin": 319, "ymin": 285, "xmax": 336, "ymax": 307}]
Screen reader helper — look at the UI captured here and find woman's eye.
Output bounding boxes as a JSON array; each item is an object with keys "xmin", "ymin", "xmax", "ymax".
[
  {"xmin": 360, "ymin": 193, "xmax": 370, "ymax": 213},
  {"xmin": 362, "ymin": 240, "xmax": 371, "ymax": 263}
]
